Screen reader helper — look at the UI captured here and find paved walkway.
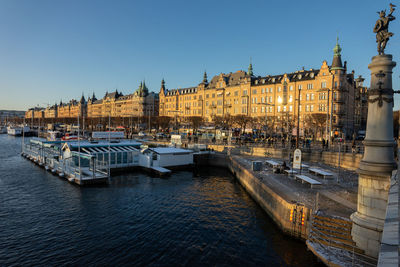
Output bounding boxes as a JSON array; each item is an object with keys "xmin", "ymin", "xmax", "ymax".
[{"xmin": 319, "ymin": 190, "xmax": 357, "ymax": 211}]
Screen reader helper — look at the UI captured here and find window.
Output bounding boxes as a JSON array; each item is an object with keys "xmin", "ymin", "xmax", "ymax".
[
  {"xmin": 306, "ymin": 105, "xmax": 309, "ymax": 112},
  {"xmin": 242, "ymin": 107, "xmax": 247, "ymax": 113},
  {"xmin": 310, "ymin": 105, "xmax": 314, "ymax": 112},
  {"xmin": 234, "ymin": 91, "xmax": 239, "ymax": 96},
  {"xmin": 278, "ymin": 87, "xmax": 281, "ymax": 92},
  {"xmin": 311, "ymin": 93, "xmax": 315, "ymax": 101},
  {"xmin": 242, "ymin": 98, "xmax": 247, "ymax": 104},
  {"xmin": 261, "ymin": 88, "xmax": 265, "ymax": 93},
  {"xmin": 298, "ymin": 85, "xmax": 303, "ymax": 90},
  {"xmin": 269, "ymin": 106, "xmax": 273, "ymax": 112},
  {"xmin": 290, "ymin": 85, "xmax": 293, "ymax": 91},
  {"xmin": 334, "ymin": 81, "xmax": 338, "ymax": 88},
  {"xmin": 306, "ymin": 94, "xmax": 310, "ymax": 101},
  {"xmin": 321, "ymin": 82, "xmax": 327, "ymax": 88},
  {"xmin": 252, "ymin": 89, "xmax": 257, "ymax": 94},
  {"xmin": 234, "ymin": 99, "xmax": 239, "ymax": 104},
  {"xmin": 217, "ymin": 100, "xmax": 222, "ymax": 105},
  {"xmin": 261, "ymin": 107, "xmax": 265, "ymax": 113},
  {"xmin": 206, "ymin": 94, "xmax": 209, "ymax": 99},
  {"xmin": 289, "ymin": 95, "xmax": 293, "ymax": 103},
  {"xmin": 269, "ymin": 88, "xmax": 273, "ymax": 93},
  {"xmin": 269, "ymin": 96, "xmax": 272, "ymax": 103},
  {"xmin": 243, "ymin": 90, "xmax": 248, "ymax": 96},
  {"xmin": 212, "ymin": 93, "xmax": 215, "ymax": 98},
  {"xmin": 307, "ymin": 83, "xmax": 313, "ymax": 89},
  {"xmin": 283, "ymin": 106, "xmax": 286, "ymax": 112},
  {"xmin": 277, "ymin": 106, "xmax": 281, "ymax": 112},
  {"xmin": 289, "ymin": 105, "xmax": 293, "ymax": 112}
]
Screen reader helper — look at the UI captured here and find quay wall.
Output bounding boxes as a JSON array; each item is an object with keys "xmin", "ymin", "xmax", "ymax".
[
  {"xmin": 207, "ymin": 145, "xmax": 362, "ymax": 171},
  {"xmin": 195, "ymin": 153, "xmax": 311, "ymax": 240}
]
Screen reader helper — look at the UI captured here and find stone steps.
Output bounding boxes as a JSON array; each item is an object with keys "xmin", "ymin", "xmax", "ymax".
[
  {"xmin": 310, "ymin": 213, "xmax": 365, "ymax": 255},
  {"xmin": 312, "ymin": 224, "xmax": 353, "ymax": 242}
]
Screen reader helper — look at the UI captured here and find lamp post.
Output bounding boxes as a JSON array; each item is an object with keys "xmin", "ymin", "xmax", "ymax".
[
  {"xmin": 258, "ymin": 102, "xmax": 275, "ymax": 138},
  {"xmin": 296, "ymin": 86, "xmax": 302, "ymax": 148},
  {"xmin": 168, "ymin": 110, "xmax": 182, "ymax": 133},
  {"xmin": 317, "ymin": 87, "xmax": 332, "ymax": 146},
  {"xmin": 277, "ymin": 96, "xmax": 283, "ymax": 137}
]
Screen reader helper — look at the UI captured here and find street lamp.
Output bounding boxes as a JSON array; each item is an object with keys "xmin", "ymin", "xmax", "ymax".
[
  {"xmin": 168, "ymin": 110, "xmax": 183, "ymax": 133},
  {"xmin": 317, "ymin": 87, "xmax": 333, "ymax": 147},
  {"xmin": 296, "ymin": 86, "xmax": 302, "ymax": 148},
  {"xmin": 277, "ymin": 96, "xmax": 283, "ymax": 137},
  {"xmin": 258, "ymin": 102, "xmax": 275, "ymax": 138}
]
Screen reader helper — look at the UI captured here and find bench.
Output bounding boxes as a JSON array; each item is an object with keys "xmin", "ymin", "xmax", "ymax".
[
  {"xmin": 295, "ymin": 174, "xmax": 322, "ymax": 188},
  {"xmin": 284, "ymin": 169, "xmax": 297, "ymax": 176},
  {"xmin": 301, "ymin": 164, "xmax": 310, "ymax": 170},
  {"xmin": 266, "ymin": 160, "xmax": 280, "ymax": 168},
  {"xmin": 308, "ymin": 168, "xmax": 334, "ymax": 179}
]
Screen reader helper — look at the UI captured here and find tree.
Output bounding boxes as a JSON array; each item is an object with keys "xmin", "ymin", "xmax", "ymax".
[
  {"xmin": 187, "ymin": 116, "xmax": 204, "ymax": 134},
  {"xmin": 233, "ymin": 115, "xmax": 252, "ymax": 134},
  {"xmin": 305, "ymin": 113, "xmax": 327, "ymax": 139},
  {"xmin": 156, "ymin": 116, "xmax": 171, "ymax": 131}
]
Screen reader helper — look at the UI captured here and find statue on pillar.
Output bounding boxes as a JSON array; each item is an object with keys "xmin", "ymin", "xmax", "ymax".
[{"xmin": 373, "ymin": 3, "xmax": 396, "ymax": 55}]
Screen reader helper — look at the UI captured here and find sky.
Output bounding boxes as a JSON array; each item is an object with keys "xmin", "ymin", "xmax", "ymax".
[{"xmin": 0, "ymin": 0, "xmax": 399, "ymax": 110}]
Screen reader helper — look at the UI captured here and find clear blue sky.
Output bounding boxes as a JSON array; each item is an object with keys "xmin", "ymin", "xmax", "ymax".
[{"xmin": 0, "ymin": 0, "xmax": 399, "ymax": 110}]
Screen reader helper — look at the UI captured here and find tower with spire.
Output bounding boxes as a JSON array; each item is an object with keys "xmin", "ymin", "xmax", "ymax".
[
  {"xmin": 331, "ymin": 37, "xmax": 344, "ymax": 72},
  {"xmin": 247, "ymin": 58, "xmax": 254, "ymax": 76}
]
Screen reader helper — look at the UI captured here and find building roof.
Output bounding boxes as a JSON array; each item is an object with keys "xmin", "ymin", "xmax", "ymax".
[{"xmin": 149, "ymin": 147, "xmax": 193, "ymax": 154}]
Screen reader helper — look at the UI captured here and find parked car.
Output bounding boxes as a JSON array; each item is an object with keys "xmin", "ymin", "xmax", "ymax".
[{"xmin": 138, "ymin": 131, "xmax": 147, "ymax": 137}]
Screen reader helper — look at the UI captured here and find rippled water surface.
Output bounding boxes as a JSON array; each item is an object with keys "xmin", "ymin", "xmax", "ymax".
[{"xmin": 0, "ymin": 135, "xmax": 321, "ymax": 266}]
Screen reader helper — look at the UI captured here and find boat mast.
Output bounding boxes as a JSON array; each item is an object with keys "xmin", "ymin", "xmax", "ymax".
[
  {"xmin": 22, "ymin": 117, "xmax": 25, "ymax": 153},
  {"xmin": 78, "ymin": 110, "xmax": 81, "ymax": 181},
  {"xmin": 108, "ymin": 113, "xmax": 111, "ymax": 178}
]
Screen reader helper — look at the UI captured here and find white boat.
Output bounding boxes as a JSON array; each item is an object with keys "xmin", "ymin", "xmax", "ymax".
[{"xmin": 7, "ymin": 126, "xmax": 22, "ymax": 136}]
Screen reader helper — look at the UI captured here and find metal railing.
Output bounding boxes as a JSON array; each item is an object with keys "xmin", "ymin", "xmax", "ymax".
[{"xmin": 309, "ymin": 217, "xmax": 377, "ymax": 267}]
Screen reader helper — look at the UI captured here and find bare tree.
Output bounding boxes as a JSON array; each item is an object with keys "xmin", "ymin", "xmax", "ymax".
[
  {"xmin": 305, "ymin": 113, "xmax": 326, "ymax": 139},
  {"xmin": 187, "ymin": 116, "xmax": 204, "ymax": 134},
  {"xmin": 233, "ymin": 115, "xmax": 252, "ymax": 134}
]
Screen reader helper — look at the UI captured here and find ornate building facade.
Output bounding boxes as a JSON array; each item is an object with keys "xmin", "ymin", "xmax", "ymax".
[
  {"xmin": 159, "ymin": 39, "xmax": 367, "ymax": 138},
  {"xmin": 26, "ymin": 82, "xmax": 159, "ymax": 121}
]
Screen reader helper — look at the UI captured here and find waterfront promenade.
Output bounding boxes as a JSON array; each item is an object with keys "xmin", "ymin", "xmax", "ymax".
[{"xmin": 196, "ymin": 150, "xmax": 380, "ymax": 266}]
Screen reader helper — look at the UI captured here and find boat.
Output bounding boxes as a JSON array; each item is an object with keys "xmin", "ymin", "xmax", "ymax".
[
  {"xmin": 7, "ymin": 126, "xmax": 22, "ymax": 136},
  {"xmin": 0, "ymin": 126, "xmax": 7, "ymax": 134}
]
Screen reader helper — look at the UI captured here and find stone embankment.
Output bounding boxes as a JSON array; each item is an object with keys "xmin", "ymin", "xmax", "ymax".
[{"xmin": 195, "ymin": 153, "xmax": 310, "ymax": 240}]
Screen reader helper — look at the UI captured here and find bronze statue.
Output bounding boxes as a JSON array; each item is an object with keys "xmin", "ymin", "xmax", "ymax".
[{"xmin": 373, "ymin": 4, "xmax": 396, "ymax": 55}]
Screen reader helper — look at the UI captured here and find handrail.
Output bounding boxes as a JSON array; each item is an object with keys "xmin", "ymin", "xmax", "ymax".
[{"xmin": 310, "ymin": 225, "xmax": 377, "ymax": 266}]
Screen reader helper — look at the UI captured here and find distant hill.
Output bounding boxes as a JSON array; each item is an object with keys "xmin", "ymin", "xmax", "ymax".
[{"xmin": 0, "ymin": 110, "xmax": 25, "ymax": 119}]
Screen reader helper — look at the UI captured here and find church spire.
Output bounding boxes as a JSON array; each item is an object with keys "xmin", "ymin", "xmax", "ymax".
[
  {"xmin": 161, "ymin": 78, "xmax": 165, "ymax": 90},
  {"xmin": 331, "ymin": 36, "xmax": 344, "ymax": 71},
  {"xmin": 203, "ymin": 71, "xmax": 208, "ymax": 84},
  {"xmin": 247, "ymin": 58, "xmax": 253, "ymax": 76}
]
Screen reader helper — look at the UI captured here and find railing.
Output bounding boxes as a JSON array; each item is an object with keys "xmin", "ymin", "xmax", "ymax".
[
  {"xmin": 182, "ymin": 138, "xmax": 365, "ymax": 154},
  {"xmin": 309, "ymin": 224, "xmax": 377, "ymax": 267}
]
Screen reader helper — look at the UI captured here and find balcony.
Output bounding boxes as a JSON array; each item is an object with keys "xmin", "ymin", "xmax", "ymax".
[
  {"xmin": 333, "ymin": 110, "xmax": 345, "ymax": 116},
  {"xmin": 333, "ymin": 97, "xmax": 345, "ymax": 103}
]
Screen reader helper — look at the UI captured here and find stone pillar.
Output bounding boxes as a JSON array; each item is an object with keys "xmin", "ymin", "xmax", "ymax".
[{"xmin": 351, "ymin": 54, "xmax": 396, "ymax": 257}]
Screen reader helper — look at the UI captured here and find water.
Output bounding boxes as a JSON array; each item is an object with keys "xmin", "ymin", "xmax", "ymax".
[{"xmin": 0, "ymin": 135, "xmax": 321, "ymax": 266}]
